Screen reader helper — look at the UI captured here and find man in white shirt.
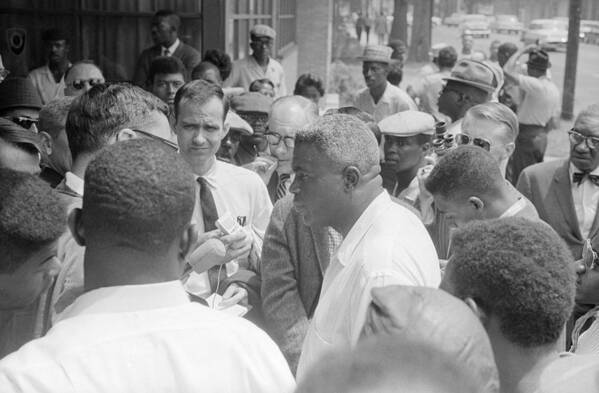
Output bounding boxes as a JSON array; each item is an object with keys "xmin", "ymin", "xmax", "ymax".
[
  {"xmin": 174, "ymin": 79, "xmax": 273, "ymax": 311},
  {"xmin": 293, "ymin": 114, "xmax": 441, "ymax": 380},
  {"xmin": 0, "ymin": 139, "xmax": 295, "ymax": 392},
  {"xmin": 354, "ymin": 45, "xmax": 416, "ymax": 122},
  {"xmin": 28, "ymin": 28, "xmax": 71, "ymax": 104},
  {"xmin": 504, "ymin": 45, "xmax": 560, "ymax": 181},
  {"xmin": 225, "ymin": 25, "xmax": 287, "ymax": 97}
]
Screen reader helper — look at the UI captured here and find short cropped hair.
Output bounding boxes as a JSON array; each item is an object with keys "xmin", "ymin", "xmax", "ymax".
[
  {"xmin": 294, "ymin": 73, "xmax": 325, "ymax": 97},
  {"xmin": 0, "ymin": 117, "xmax": 41, "ymax": 155},
  {"xmin": 0, "ymin": 169, "xmax": 65, "ymax": 273},
  {"xmin": 63, "ymin": 61, "xmax": 103, "ymax": 83},
  {"xmin": 249, "ymin": 78, "xmax": 275, "ymax": 92},
  {"xmin": 574, "ymin": 103, "xmax": 599, "ymax": 132},
  {"xmin": 438, "ymin": 46, "xmax": 458, "ymax": 69},
  {"xmin": 202, "ymin": 49, "xmax": 233, "ymax": 81},
  {"xmin": 295, "ymin": 114, "xmax": 379, "ymax": 173},
  {"xmin": 191, "ymin": 61, "xmax": 221, "ymax": 82},
  {"xmin": 447, "ymin": 217, "xmax": 576, "ymax": 347},
  {"xmin": 498, "ymin": 42, "xmax": 518, "ymax": 58},
  {"xmin": 38, "ymin": 96, "xmax": 76, "ymax": 139},
  {"xmin": 154, "ymin": 9, "xmax": 180, "ymax": 31},
  {"xmin": 83, "ymin": 139, "xmax": 195, "ymax": 254},
  {"xmin": 324, "ymin": 107, "xmax": 381, "ymax": 144},
  {"xmin": 174, "ymin": 79, "xmax": 229, "ymax": 121},
  {"xmin": 425, "ymin": 145, "xmax": 503, "ymax": 199},
  {"xmin": 465, "ymin": 102, "xmax": 519, "ymax": 141},
  {"xmin": 65, "ymin": 83, "xmax": 168, "ymax": 160},
  {"xmin": 149, "ymin": 56, "xmax": 186, "ymax": 83}
]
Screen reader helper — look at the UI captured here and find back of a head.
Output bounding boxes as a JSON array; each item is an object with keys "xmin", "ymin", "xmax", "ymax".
[
  {"xmin": 174, "ymin": 79, "xmax": 229, "ymax": 121},
  {"xmin": 64, "ymin": 61, "xmax": 104, "ymax": 83},
  {"xmin": 295, "ymin": 114, "xmax": 379, "ymax": 174},
  {"xmin": 438, "ymin": 46, "xmax": 458, "ymax": 69},
  {"xmin": 83, "ymin": 139, "xmax": 195, "ymax": 255},
  {"xmin": 293, "ymin": 73, "xmax": 325, "ymax": 97},
  {"xmin": 0, "ymin": 168, "xmax": 65, "ymax": 273},
  {"xmin": 296, "ymin": 332, "xmax": 498, "ymax": 393},
  {"xmin": 39, "ymin": 96, "xmax": 76, "ymax": 139},
  {"xmin": 149, "ymin": 56, "xmax": 186, "ymax": 83},
  {"xmin": 323, "ymin": 107, "xmax": 381, "ymax": 144},
  {"xmin": 464, "ymin": 102, "xmax": 519, "ymax": 142},
  {"xmin": 425, "ymin": 145, "xmax": 504, "ymax": 199},
  {"xmin": 202, "ymin": 49, "xmax": 233, "ymax": 81},
  {"xmin": 271, "ymin": 95, "xmax": 318, "ymax": 122},
  {"xmin": 191, "ymin": 61, "xmax": 221, "ymax": 82},
  {"xmin": 446, "ymin": 217, "xmax": 576, "ymax": 348},
  {"xmin": 65, "ymin": 83, "xmax": 168, "ymax": 160}
]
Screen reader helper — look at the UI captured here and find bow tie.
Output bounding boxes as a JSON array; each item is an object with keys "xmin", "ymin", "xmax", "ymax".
[{"xmin": 573, "ymin": 172, "xmax": 599, "ymax": 187}]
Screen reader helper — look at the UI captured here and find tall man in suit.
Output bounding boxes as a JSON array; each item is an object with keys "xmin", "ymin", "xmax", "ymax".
[
  {"xmin": 133, "ymin": 10, "xmax": 201, "ymax": 88},
  {"xmin": 517, "ymin": 104, "xmax": 599, "ymax": 259}
]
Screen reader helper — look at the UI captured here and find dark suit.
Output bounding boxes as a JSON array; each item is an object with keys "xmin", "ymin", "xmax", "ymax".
[
  {"xmin": 133, "ymin": 41, "xmax": 201, "ymax": 87},
  {"xmin": 260, "ymin": 193, "xmax": 331, "ymax": 374},
  {"xmin": 517, "ymin": 159, "xmax": 599, "ymax": 259}
]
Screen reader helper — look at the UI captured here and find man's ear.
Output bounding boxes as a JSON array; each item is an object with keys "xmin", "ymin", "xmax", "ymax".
[
  {"xmin": 504, "ymin": 141, "xmax": 515, "ymax": 158},
  {"xmin": 67, "ymin": 208, "xmax": 86, "ymax": 246},
  {"xmin": 116, "ymin": 128, "xmax": 137, "ymax": 142},
  {"xmin": 468, "ymin": 196, "xmax": 485, "ymax": 211},
  {"xmin": 179, "ymin": 222, "xmax": 199, "ymax": 265},
  {"xmin": 464, "ymin": 297, "xmax": 489, "ymax": 326},
  {"xmin": 38, "ymin": 131, "xmax": 53, "ymax": 156},
  {"xmin": 342, "ymin": 166, "xmax": 361, "ymax": 191}
]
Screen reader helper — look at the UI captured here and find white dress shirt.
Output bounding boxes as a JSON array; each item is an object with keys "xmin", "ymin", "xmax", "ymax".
[
  {"xmin": 0, "ymin": 281, "xmax": 295, "ymax": 393},
  {"xmin": 28, "ymin": 64, "xmax": 69, "ymax": 104},
  {"xmin": 162, "ymin": 38, "xmax": 180, "ymax": 56},
  {"xmin": 64, "ymin": 171, "xmax": 84, "ymax": 196},
  {"xmin": 225, "ymin": 56, "xmax": 287, "ymax": 97},
  {"xmin": 515, "ymin": 74, "xmax": 560, "ymax": 126},
  {"xmin": 354, "ymin": 82, "xmax": 417, "ymax": 122},
  {"xmin": 570, "ymin": 164, "xmax": 599, "ymax": 239},
  {"xmin": 184, "ymin": 159, "xmax": 273, "ymax": 298},
  {"xmin": 296, "ymin": 191, "xmax": 441, "ymax": 380}
]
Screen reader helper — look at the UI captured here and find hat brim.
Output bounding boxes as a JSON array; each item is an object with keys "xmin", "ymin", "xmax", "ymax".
[
  {"xmin": 358, "ymin": 56, "xmax": 392, "ymax": 64},
  {"xmin": 443, "ymin": 76, "xmax": 495, "ymax": 93}
]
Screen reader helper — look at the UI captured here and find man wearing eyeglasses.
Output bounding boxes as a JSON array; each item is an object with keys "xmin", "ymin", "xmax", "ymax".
[
  {"xmin": 518, "ymin": 104, "xmax": 599, "ymax": 261},
  {"xmin": 225, "ymin": 25, "xmax": 287, "ymax": 97},
  {"xmin": 64, "ymin": 61, "xmax": 105, "ymax": 97},
  {"xmin": 0, "ymin": 77, "xmax": 42, "ymax": 133}
]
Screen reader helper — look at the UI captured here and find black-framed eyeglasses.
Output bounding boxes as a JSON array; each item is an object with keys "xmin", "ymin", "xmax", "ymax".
[
  {"xmin": 568, "ymin": 129, "xmax": 599, "ymax": 150},
  {"xmin": 265, "ymin": 131, "xmax": 294, "ymax": 148},
  {"xmin": 455, "ymin": 132, "xmax": 491, "ymax": 151},
  {"xmin": 132, "ymin": 129, "xmax": 178, "ymax": 151},
  {"xmin": 71, "ymin": 79, "xmax": 103, "ymax": 90},
  {"xmin": 11, "ymin": 116, "xmax": 38, "ymax": 130}
]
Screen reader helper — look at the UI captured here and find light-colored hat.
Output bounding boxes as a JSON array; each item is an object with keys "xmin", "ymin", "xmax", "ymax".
[
  {"xmin": 250, "ymin": 24, "xmax": 276, "ymax": 39},
  {"xmin": 225, "ymin": 111, "xmax": 253, "ymax": 135},
  {"xmin": 359, "ymin": 44, "xmax": 393, "ymax": 64},
  {"xmin": 443, "ymin": 59, "xmax": 496, "ymax": 94},
  {"xmin": 378, "ymin": 110, "xmax": 435, "ymax": 137},
  {"xmin": 229, "ymin": 92, "xmax": 273, "ymax": 114}
]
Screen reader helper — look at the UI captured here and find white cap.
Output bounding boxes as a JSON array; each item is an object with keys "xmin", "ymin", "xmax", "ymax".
[{"xmin": 378, "ymin": 110, "xmax": 435, "ymax": 137}]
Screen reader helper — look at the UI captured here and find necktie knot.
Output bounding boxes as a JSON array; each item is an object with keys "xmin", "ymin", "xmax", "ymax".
[
  {"xmin": 162, "ymin": 47, "xmax": 170, "ymax": 56},
  {"xmin": 573, "ymin": 172, "xmax": 599, "ymax": 187}
]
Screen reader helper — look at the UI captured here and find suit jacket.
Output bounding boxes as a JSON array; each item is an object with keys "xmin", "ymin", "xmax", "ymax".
[
  {"xmin": 260, "ymin": 193, "xmax": 331, "ymax": 374},
  {"xmin": 132, "ymin": 42, "xmax": 201, "ymax": 87},
  {"xmin": 517, "ymin": 158, "xmax": 599, "ymax": 259}
]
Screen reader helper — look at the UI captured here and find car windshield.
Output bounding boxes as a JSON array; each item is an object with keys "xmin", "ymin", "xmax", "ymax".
[{"xmin": 530, "ymin": 21, "xmax": 566, "ymax": 30}]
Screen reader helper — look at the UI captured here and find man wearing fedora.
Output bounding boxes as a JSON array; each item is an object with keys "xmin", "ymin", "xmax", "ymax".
[
  {"xmin": 354, "ymin": 45, "xmax": 416, "ymax": 123},
  {"xmin": 225, "ymin": 25, "xmax": 287, "ymax": 97},
  {"xmin": 504, "ymin": 44, "xmax": 560, "ymax": 182},
  {"xmin": 437, "ymin": 59, "xmax": 496, "ymax": 135}
]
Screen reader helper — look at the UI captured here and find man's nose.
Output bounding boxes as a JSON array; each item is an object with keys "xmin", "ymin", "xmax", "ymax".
[
  {"xmin": 576, "ymin": 260, "xmax": 587, "ymax": 276},
  {"xmin": 289, "ymin": 177, "xmax": 299, "ymax": 194}
]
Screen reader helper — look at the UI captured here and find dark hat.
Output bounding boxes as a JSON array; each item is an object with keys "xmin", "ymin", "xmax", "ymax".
[
  {"xmin": 0, "ymin": 77, "xmax": 43, "ymax": 112},
  {"xmin": 229, "ymin": 92, "xmax": 272, "ymax": 114},
  {"xmin": 527, "ymin": 49, "xmax": 551, "ymax": 70},
  {"xmin": 41, "ymin": 28, "xmax": 68, "ymax": 42}
]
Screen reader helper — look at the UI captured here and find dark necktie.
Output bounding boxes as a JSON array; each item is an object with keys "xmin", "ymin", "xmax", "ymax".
[
  {"xmin": 197, "ymin": 177, "xmax": 226, "ymax": 293},
  {"xmin": 573, "ymin": 172, "xmax": 599, "ymax": 187},
  {"xmin": 275, "ymin": 173, "xmax": 291, "ymax": 202}
]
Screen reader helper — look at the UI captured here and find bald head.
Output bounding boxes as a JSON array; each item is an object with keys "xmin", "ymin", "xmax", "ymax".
[{"xmin": 64, "ymin": 62, "xmax": 105, "ymax": 97}]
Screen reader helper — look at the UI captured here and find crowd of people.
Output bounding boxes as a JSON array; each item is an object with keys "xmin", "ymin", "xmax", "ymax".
[{"xmin": 1, "ymin": 8, "xmax": 599, "ymax": 393}]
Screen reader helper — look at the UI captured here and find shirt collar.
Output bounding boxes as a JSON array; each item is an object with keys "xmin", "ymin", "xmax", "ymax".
[
  {"xmin": 57, "ymin": 281, "xmax": 191, "ymax": 323},
  {"xmin": 193, "ymin": 157, "xmax": 220, "ymax": 189},
  {"xmin": 336, "ymin": 190, "xmax": 390, "ymax": 266},
  {"xmin": 499, "ymin": 197, "xmax": 527, "ymax": 218},
  {"xmin": 65, "ymin": 171, "xmax": 84, "ymax": 196},
  {"xmin": 163, "ymin": 38, "xmax": 180, "ymax": 55},
  {"xmin": 570, "ymin": 162, "xmax": 599, "ymax": 179},
  {"xmin": 397, "ymin": 176, "xmax": 420, "ymax": 202}
]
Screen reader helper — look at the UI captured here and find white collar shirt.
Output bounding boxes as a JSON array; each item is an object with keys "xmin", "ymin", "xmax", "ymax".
[
  {"xmin": 296, "ymin": 191, "xmax": 441, "ymax": 380},
  {"xmin": 354, "ymin": 82, "xmax": 418, "ymax": 122},
  {"xmin": 64, "ymin": 171, "xmax": 84, "ymax": 196},
  {"xmin": 515, "ymin": 74, "xmax": 560, "ymax": 126},
  {"xmin": 162, "ymin": 38, "xmax": 180, "ymax": 56},
  {"xmin": 184, "ymin": 159, "xmax": 273, "ymax": 298},
  {"xmin": 224, "ymin": 55, "xmax": 287, "ymax": 97},
  {"xmin": 570, "ymin": 163, "xmax": 599, "ymax": 239},
  {"xmin": 0, "ymin": 281, "xmax": 295, "ymax": 392},
  {"xmin": 27, "ymin": 63, "xmax": 69, "ymax": 104}
]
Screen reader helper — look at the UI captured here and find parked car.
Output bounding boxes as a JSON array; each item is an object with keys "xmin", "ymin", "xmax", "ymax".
[
  {"xmin": 444, "ymin": 13, "xmax": 464, "ymax": 27},
  {"xmin": 521, "ymin": 19, "xmax": 568, "ymax": 51},
  {"xmin": 581, "ymin": 20, "xmax": 599, "ymax": 44},
  {"xmin": 432, "ymin": 16, "xmax": 442, "ymax": 27},
  {"xmin": 460, "ymin": 14, "xmax": 491, "ymax": 38},
  {"xmin": 491, "ymin": 14, "xmax": 523, "ymax": 34}
]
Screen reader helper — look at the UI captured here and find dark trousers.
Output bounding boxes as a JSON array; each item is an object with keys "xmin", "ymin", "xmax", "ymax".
[
  {"xmin": 510, "ymin": 123, "xmax": 548, "ymax": 184},
  {"xmin": 355, "ymin": 26, "xmax": 362, "ymax": 41}
]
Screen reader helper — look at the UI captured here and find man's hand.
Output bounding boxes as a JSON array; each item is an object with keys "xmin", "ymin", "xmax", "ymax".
[
  {"xmin": 523, "ymin": 43, "xmax": 538, "ymax": 54},
  {"xmin": 220, "ymin": 283, "xmax": 248, "ymax": 307},
  {"xmin": 416, "ymin": 159, "xmax": 436, "ymax": 225},
  {"xmin": 221, "ymin": 227, "xmax": 252, "ymax": 263}
]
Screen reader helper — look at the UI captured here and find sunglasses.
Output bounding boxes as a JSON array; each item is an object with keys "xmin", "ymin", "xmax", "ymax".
[
  {"xmin": 11, "ymin": 116, "xmax": 39, "ymax": 130},
  {"xmin": 455, "ymin": 133, "xmax": 491, "ymax": 151},
  {"xmin": 568, "ymin": 129, "xmax": 599, "ymax": 150},
  {"xmin": 70, "ymin": 79, "xmax": 103, "ymax": 90},
  {"xmin": 132, "ymin": 129, "xmax": 178, "ymax": 151}
]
